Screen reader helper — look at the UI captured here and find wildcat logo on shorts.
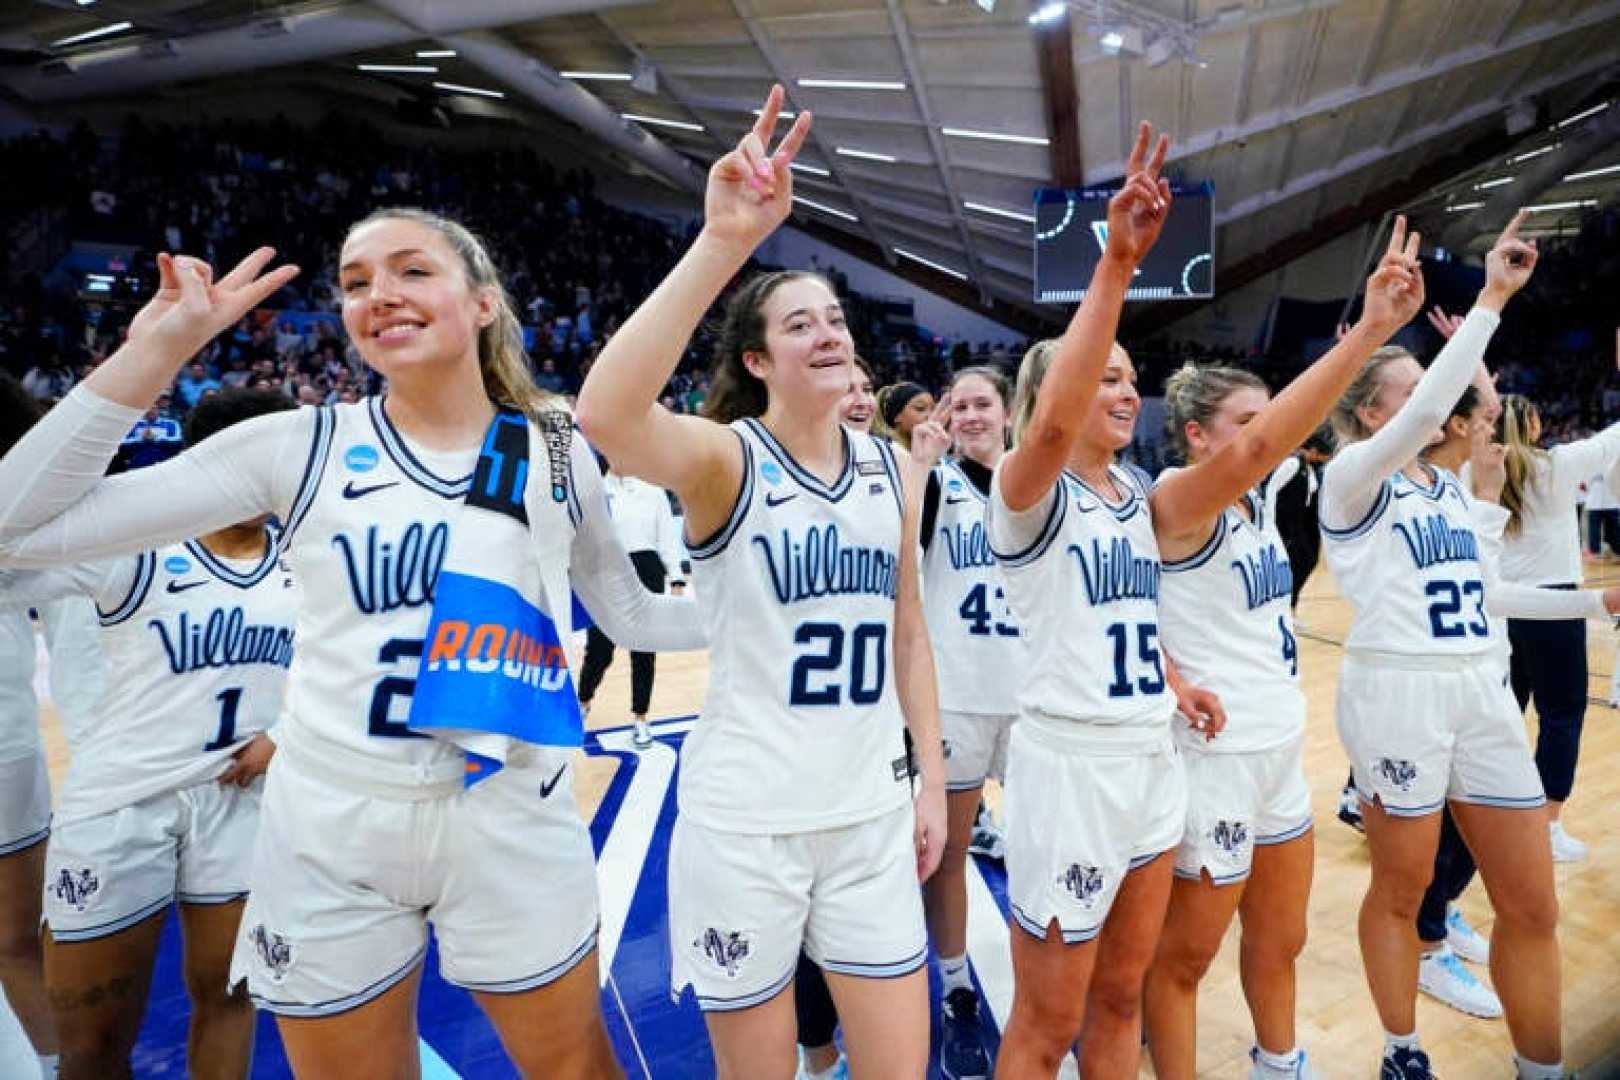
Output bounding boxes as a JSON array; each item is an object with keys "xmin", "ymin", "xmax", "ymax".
[
  {"xmin": 694, "ymin": 928, "xmax": 751, "ymax": 978},
  {"xmin": 1376, "ymin": 757, "xmax": 1419, "ymax": 792},
  {"xmin": 1059, "ymin": 863, "xmax": 1105, "ymax": 908},
  {"xmin": 1209, "ymin": 819, "xmax": 1251, "ymax": 859},
  {"xmin": 49, "ymin": 868, "xmax": 100, "ymax": 912},
  {"xmin": 250, "ymin": 924, "xmax": 293, "ymax": 982}
]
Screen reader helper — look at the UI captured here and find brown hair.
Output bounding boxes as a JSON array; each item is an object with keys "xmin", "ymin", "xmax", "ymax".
[
  {"xmin": 1330, "ymin": 346, "xmax": 1411, "ymax": 445},
  {"xmin": 949, "ymin": 365, "xmax": 1011, "ymax": 407},
  {"xmin": 702, "ymin": 271, "xmax": 829, "ymax": 425},
  {"xmin": 1162, "ymin": 361, "xmax": 1268, "ymax": 462},
  {"xmin": 1496, "ymin": 394, "xmax": 1544, "ymax": 536},
  {"xmin": 346, "ymin": 208, "xmax": 553, "ymax": 416}
]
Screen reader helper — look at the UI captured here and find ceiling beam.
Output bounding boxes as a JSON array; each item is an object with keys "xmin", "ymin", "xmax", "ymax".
[
  {"xmin": 1493, "ymin": 0, "xmax": 1533, "ymax": 47},
  {"xmin": 1354, "ymin": 0, "xmax": 1397, "ymax": 86},
  {"xmin": 1033, "ymin": 10, "xmax": 1082, "ymax": 187}
]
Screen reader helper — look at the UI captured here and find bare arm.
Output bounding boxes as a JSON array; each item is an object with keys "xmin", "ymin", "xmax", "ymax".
[
  {"xmin": 999, "ymin": 123, "xmax": 1172, "ymax": 512},
  {"xmin": 1153, "ymin": 217, "xmax": 1426, "ymax": 551}
]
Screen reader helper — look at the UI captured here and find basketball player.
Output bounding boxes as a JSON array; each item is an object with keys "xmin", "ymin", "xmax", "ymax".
[
  {"xmin": 875, "ymin": 382, "xmax": 934, "ymax": 449},
  {"xmin": 576, "ymin": 86, "xmax": 948, "ymax": 1079},
  {"xmin": 905, "ymin": 366, "xmax": 1021, "ymax": 1079},
  {"xmin": 840, "ymin": 356, "xmax": 877, "ymax": 434},
  {"xmin": 1, "ymin": 388, "xmax": 295, "ymax": 1080},
  {"xmin": 986, "ymin": 121, "xmax": 1193, "ymax": 1079},
  {"xmin": 0, "ymin": 216, "xmax": 703, "ymax": 1078},
  {"xmin": 1140, "ymin": 219, "xmax": 1427, "ymax": 1080},
  {"xmin": 1321, "ymin": 212, "xmax": 1569, "ymax": 1080}
]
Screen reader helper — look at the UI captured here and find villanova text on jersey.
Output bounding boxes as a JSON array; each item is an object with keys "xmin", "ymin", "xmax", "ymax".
[
  {"xmin": 148, "ymin": 606, "xmax": 295, "ymax": 675},
  {"xmin": 1068, "ymin": 537, "xmax": 1160, "ymax": 605},
  {"xmin": 333, "ymin": 520, "xmax": 449, "ymax": 614},
  {"xmin": 940, "ymin": 520, "xmax": 995, "ymax": 571},
  {"xmin": 752, "ymin": 523, "xmax": 899, "ymax": 604},
  {"xmin": 1393, "ymin": 513, "xmax": 1479, "ymax": 570},
  {"xmin": 1230, "ymin": 545, "xmax": 1294, "ymax": 610}
]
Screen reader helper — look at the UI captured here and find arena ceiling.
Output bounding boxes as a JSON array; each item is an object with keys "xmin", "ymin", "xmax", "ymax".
[{"xmin": 4, "ymin": 0, "xmax": 1619, "ymax": 333}]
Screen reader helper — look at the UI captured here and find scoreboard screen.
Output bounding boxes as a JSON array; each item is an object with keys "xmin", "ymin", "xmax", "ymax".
[{"xmin": 1034, "ymin": 182, "xmax": 1215, "ymax": 303}]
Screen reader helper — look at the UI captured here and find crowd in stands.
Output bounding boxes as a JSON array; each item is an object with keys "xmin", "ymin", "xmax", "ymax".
[{"xmin": 1, "ymin": 114, "xmax": 1614, "ymax": 472}]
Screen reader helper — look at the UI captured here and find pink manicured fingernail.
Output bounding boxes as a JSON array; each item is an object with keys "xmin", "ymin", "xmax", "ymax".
[{"xmin": 757, "ymin": 162, "xmax": 773, "ymax": 179}]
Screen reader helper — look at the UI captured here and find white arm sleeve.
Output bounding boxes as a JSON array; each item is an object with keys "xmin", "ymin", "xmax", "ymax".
[
  {"xmin": 1470, "ymin": 494, "xmax": 1606, "ymax": 619},
  {"xmin": 656, "ymin": 491, "xmax": 686, "ymax": 582},
  {"xmin": 567, "ymin": 441, "xmax": 706, "ymax": 651},
  {"xmin": 1550, "ymin": 422, "xmax": 1620, "ymax": 505},
  {"xmin": 0, "ymin": 559, "xmax": 133, "ymax": 613},
  {"xmin": 1321, "ymin": 307, "xmax": 1500, "ymax": 530},
  {"xmin": 0, "ymin": 385, "xmax": 312, "ymax": 568}
]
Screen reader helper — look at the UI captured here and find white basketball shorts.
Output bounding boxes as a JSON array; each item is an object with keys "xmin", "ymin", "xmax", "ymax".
[
  {"xmin": 1173, "ymin": 737, "xmax": 1312, "ymax": 885},
  {"xmin": 43, "ymin": 776, "xmax": 260, "ymax": 942},
  {"xmin": 229, "ymin": 751, "xmax": 599, "ymax": 1017},
  {"xmin": 668, "ymin": 803, "xmax": 925, "ymax": 1012},
  {"xmin": 942, "ymin": 709, "xmax": 1016, "ymax": 791},
  {"xmin": 0, "ymin": 750, "xmax": 50, "ymax": 856}
]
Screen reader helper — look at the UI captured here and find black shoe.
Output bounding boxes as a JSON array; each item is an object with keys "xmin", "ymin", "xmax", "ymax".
[
  {"xmin": 1337, "ymin": 785, "xmax": 1364, "ymax": 833},
  {"xmin": 1381, "ymin": 1046, "xmax": 1435, "ymax": 1080},
  {"xmin": 940, "ymin": 987, "xmax": 991, "ymax": 1080}
]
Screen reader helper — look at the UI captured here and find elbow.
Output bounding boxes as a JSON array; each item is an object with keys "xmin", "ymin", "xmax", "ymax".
[{"xmin": 573, "ymin": 399, "xmax": 611, "ymax": 445}]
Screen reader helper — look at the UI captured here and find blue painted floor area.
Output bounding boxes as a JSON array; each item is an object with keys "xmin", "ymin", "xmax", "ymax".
[{"xmin": 130, "ymin": 716, "xmax": 1013, "ymax": 1077}]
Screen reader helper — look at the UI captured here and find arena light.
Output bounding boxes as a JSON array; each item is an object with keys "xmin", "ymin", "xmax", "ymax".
[
  {"xmin": 836, "ymin": 146, "xmax": 897, "ymax": 163},
  {"xmin": 433, "ymin": 81, "xmax": 505, "ymax": 99},
  {"xmin": 1029, "ymin": 3, "xmax": 1067, "ymax": 25},
  {"xmin": 964, "ymin": 200, "xmax": 1036, "ymax": 224},
  {"xmin": 1556, "ymin": 101, "xmax": 1610, "ymax": 129},
  {"xmin": 416, "ymin": 49, "xmax": 456, "ymax": 59},
  {"xmin": 894, "ymin": 247, "xmax": 967, "ymax": 280},
  {"xmin": 51, "ymin": 20, "xmax": 133, "ymax": 47},
  {"xmin": 358, "ymin": 64, "xmax": 438, "ymax": 74},
  {"xmin": 1525, "ymin": 199, "xmax": 1597, "ymax": 212},
  {"xmin": 789, "ymin": 161, "xmax": 831, "ymax": 177},
  {"xmin": 622, "ymin": 112, "xmax": 705, "ymax": 132},
  {"xmin": 1565, "ymin": 162, "xmax": 1620, "ymax": 181},
  {"xmin": 1472, "ymin": 176, "xmax": 1515, "ymax": 190},
  {"xmin": 754, "ymin": 108, "xmax": 798, "ymax": 119},
  {"xmin": 1508, "ymin": 144, "xmax": 1558, "ymax": 164},
  {"xmin": 942, "ymin": 127, "xmax": 1050, "ymax": 147},
  {"xmin": 562, "ymin": 71, "xmax": 633, "ymax": 81},
  {"xmin": 1445, "ymin": 201, "xmax": 1485, "ymax": 212},
  {"xmin": 797, "ymin": 78, "xmax": 906, "ymax": 91},
  {"xmin": 792, "ymin": 196, "xmax": 859, "ymax": 222}
]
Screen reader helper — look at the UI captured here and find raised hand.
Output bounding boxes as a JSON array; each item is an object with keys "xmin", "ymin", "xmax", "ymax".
[
  {"xmin": 128, "ymin": 247, "xmax": 300, "ymax": 361},
  {"xmin": 1359, "ymin": 215, "xmax": 1425, "ymax": 334},
  {"xmin": 1104, "ymin": 122, "xmax": 1172, "ymax": 268},
  {"xmin": 1426, "ymin": 305, "xmax": 1465, "ymax": 340},
  {"xmin": 1482, "ymin": 210, "xmax": 1538, "ymax": 307},
  {"xmin": 909, "ymin": 419, "xmax": 952, "ymax": 469},
  {"xmin": 703, "ymin": 84, "xmax": 814, "ymax": 253}
]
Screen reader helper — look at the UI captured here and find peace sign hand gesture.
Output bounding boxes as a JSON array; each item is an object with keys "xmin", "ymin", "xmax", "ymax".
[
  {"xmin": 1104, "ymin": 122, "xmax": 1173, "ymax": 268},
  {"xmin": 1359, "ymin": 215, "xmax": 1425, "ymax": 334},
  {"xmin": 127, "ymin": 248, "xmax": 300, "ymax": 362},
  {"xmin": 703, "ymin": 85, "xmax": 814, "ymax": 254}
]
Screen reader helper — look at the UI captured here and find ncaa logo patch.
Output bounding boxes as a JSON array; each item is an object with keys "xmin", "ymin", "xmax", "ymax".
[
  {"xmin": 49, "ymin": 867, "xmax": 101, "ymax": 913},
  {"xmin": 1058, "ymin": 863, "xmax": 1105, "ymax": 909},
  {"xmin": 163, "ymin": 555, "xmax": 191, "ymax": 576},
  {"xmin": 759, "ymin": 461, "xmax": 784, "ymax": 486},
  {"xmin": 249, "ymin": 924, "xmax": 294, "ymax": 982},
  {"xmin": 344, "ymin": 445, "xmax": 380, "ymax": 473},
  {"xmin": 694, "ymin": 928, "xmax": 751, "ymax": 978},
  {"xmin": 947, "ymin": 478, "xmax": 964, "ymax": 492}
]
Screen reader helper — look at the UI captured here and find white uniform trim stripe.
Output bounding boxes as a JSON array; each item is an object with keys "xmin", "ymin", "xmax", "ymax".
[
  {"xmin": 740, "ymin": 417, "xmax": 854, "ymax": 502},
  {"xmin": 1010, "ymin": 902, "xmax": 1100, "ymax": 944},
  {"xmin": 183, "ymin": 528, "xmax": 281, "ymax": 588},
  {"xmin": 873, "ymin": 436, "xmax": 906, "ymax": 521},
  {"xmin": 252, "ymin": 943, "xmax": 427, "ymax": 1018},
  {"xmin": 46, "ymin": 892, "xmax": 172, "ymax": 942},
  {"xmin": 0, "ymin": 823, "xmax": 48, "ymax": 856},
  {"xmin": 449, "ymin": 925, "xmax": 598, "ymax": 993},
  {"xmin": 1174, "ymin": 866, "xmax": 1250, "ymax": 885},
  {"xmin": 989, "ymin": 486, "xmax": 1067, "ymax": 567},
  {"xmin": 96, "ymin": 551, "xmax": 154, "ymax": 626},
  {"xmin": 693, "ymin": 961, "xmax": 796, "ymax": 1012},
  {"xmin": 1161, "ymin": 516, "xmax": 1226, "ymax": 572},
  {"xmin": 943, "ymin": 458, "xmax": 987, "ymax": 503},
  {"xmin": 1453, "ymin": 792, "xmax": 1547, "ymax": 808},
  {"xmin": 176, "ymin": 889, "xmax": 249, "ymax": 905},
  {"xmin": 368, "ymin": 397, "xmax": 471, "ymax": 498},
  {"xmin": 1071, "ymin": 472, "xmax": 1141, "ymax": 521},
  {"xmin": 687, "ymin": 437, "xmax": 755, "ymax": 561},
  {"xmin": 819, "ymin": 944, "xmax": 927, "ymax": 979},
  {"xmin": 1321, "ymin": 480, "xmax": 1392, "ymax": 540},
  {"xmin": 1255, "ymin": 819, "xmax": 1314, "ymax": 845},
  {"xmin": 282, "ymin": 405, "xmax": 335, "ymax": 541}
]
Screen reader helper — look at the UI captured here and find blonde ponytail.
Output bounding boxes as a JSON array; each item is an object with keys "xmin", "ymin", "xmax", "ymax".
[
  {"xmin": 1162, "ymin": 361, "xmax": 1266, "ymax": 463},
  {"xmin": 1496, "ymin": 394, "xmax": 1545, "ymax": 537}
]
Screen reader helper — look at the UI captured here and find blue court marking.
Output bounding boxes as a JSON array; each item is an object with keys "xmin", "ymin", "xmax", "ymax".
[{"xmin": 129, "ymin": 714, "xmax": 1015, "ymax": 1077}]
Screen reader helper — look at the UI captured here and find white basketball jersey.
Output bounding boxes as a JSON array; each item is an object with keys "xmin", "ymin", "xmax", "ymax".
[
  {"xmin": 56, "ymin": 535, "xmax": 296, "ymax": 824},
  {"xmin": 1322, "ymin": 465, "xmax": 1493, "ymax": 656},
  {"xmin": 922, "ymin": 459, "xmax": 1023, "ymax": 715},
  {"xmin": 683, "ymin": 419, "xmax": 912, "ymax": 834},
  {"xmin": 1157, "ymin": 480, "xmax": 1304, "ymax": 754},
  {"xmin": 988, "ymin": 466, "xmax": 1173, "ymax": 732},
  {"xmin": 0, "ymin": 611, "xmax": 39, "ymax": 762}
]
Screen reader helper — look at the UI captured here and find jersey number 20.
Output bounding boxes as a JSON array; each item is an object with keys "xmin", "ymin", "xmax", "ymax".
[{"xmin": 790, "ymin": 622, "xmax": 887, "ymax": 707}]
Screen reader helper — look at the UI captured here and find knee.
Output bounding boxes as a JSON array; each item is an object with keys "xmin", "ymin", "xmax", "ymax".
[
  {"xmin": 184, "ymin": 966, "xmax": 246, "ymax": 1015},
  {"xmin": 1242, "ymin": 919, "xmax": 1307, "ymax": 970},
  {"xmin": 1367, "ymin": 867, "xmax": 1429, "ymax": 920},
  {"xmin": 1495, "ymin": 884, "xmax": 1559, "ymax": 939},
  {"xmin": 1089, "ymin": 967, "xmax": 1148, "ymax": 1025},
  {"xmin": 1153, "ymin": 935, "xmax": 1222, "ymax": 990},
  {"xmin": 1013, "ymin": 992, "xmax": 1086, "ymax": 1057},
  {"xmin": 0, "ymin": 917, "xmax": 42, "ymax": 966}
]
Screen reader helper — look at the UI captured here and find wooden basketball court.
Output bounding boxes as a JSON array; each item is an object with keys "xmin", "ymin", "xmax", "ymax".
[{"xmin": 29, "ymin": 559, "xmax": 1620, "ymax": 1077}]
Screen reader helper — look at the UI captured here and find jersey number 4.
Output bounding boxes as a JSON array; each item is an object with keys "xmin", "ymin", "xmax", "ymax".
[
  {"xmin": 790, "ymin": 622, "xmax": 887, "ymax": 707},
  {"xmin": 958, "ymin": 583, "xmax": 1019, "ymax": 637}
]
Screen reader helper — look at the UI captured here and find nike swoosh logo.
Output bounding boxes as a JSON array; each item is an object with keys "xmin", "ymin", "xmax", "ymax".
[
  {"xmin": 539, "ymin": 763, "xmax": 567, "ymax": 799},
  {"xmin": 343, "ymin": 480, "xmax": 400, "ymax": 500},
  {"xmin": 166, "ymin": 580, "xmax": 207, "ymax": 594},
  {"xmin": 765, "ymin": 492, "xmax": 797, "ymax": 508},
  {"xmin": 945, "ymin": 496, "xmax": 969, "ymax": 505},
  {"xmin": 1393, "ymin": 489, "xmax": 1418, "ymax": 499}
]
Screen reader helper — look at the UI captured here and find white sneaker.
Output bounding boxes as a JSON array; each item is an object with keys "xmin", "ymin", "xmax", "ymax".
[
  {"xmin": 1549, "ymin": 821, "xmax": 1588, "ymax": 863},
  {"xmin": 796, "ymin": 1050, "xmax": 849, "ymax": 1080},
  {"xmin": 1445, "ymin": 905, "xmax": 1490, "ymax": 964},
  {"xmin": 1249, "ymin": 1046, "xmax": 1317, "ymax": 1078},
  {"xmin": 631, "ymin": 718, "xmax": 654, "ymax": 749},
  {"xmin": 1418, "ymin": 945, "xmax": 1503, "ymax": 1018}
]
